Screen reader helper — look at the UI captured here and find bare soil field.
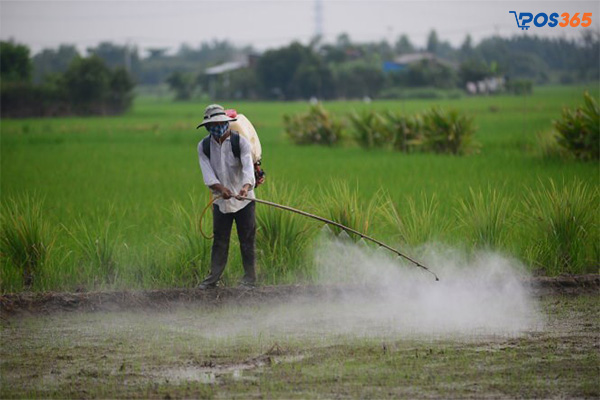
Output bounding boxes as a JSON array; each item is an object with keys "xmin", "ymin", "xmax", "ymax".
[{"xmin": 1, "ymin": 275, "xmax": 598, "ymax": 399}]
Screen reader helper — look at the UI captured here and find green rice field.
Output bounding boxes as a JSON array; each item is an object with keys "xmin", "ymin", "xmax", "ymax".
[{"xmin": 1, "ymin": 85, "xmax": 598, "ymax": 292}]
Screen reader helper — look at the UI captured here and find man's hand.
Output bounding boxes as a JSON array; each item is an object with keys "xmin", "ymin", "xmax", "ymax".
[
  {"xmin": 210, "ymin": 184, "xmax": 233, "ymax": 199},
  {"xmin": 236, "ymin": 184, "xmax": 252, "ymax": 200},
  {"xmin": 221, "ymin": 187, "xmax": 234, "ymax": 199}
]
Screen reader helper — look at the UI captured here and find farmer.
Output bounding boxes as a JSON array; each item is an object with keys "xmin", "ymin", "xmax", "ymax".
[{"xmin": 196, "ymin": 104, "xmax": 256, "ymax": 289}]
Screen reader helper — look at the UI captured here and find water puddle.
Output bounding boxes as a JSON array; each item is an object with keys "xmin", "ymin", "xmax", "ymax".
[{"xmin": 156, "ymin": 354, "xmax": 305, "ymax": 384}]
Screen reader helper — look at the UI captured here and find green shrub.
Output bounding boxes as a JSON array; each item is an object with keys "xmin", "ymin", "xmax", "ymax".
[
  {"xmin": 348, "ymin": 110, "xmax": 390, "ymax": 149},
  {"xmin": 523, "ymin": 179, "xmax": 598, "ymax": 275},
  {"xmin": 286, "ymin": 105, "xmax": 479, "ymax": 156},
  {"xmin": 0, "ymin": 195, "xmax": 56, "ymax": 289},
  {"xmin": 283, "ymin": 104, "xmax": 344, "ymax": 146},
  {"xmin": 421, "ymin": 107, "xmax": 479, "ymax": 155},
  {"xmin": 382, "ymin": 111, "xmax": 423, "ymax": 153},
  {"xmin": 553, "ymin": 91, "xmax": 599, "ymax": 161}
]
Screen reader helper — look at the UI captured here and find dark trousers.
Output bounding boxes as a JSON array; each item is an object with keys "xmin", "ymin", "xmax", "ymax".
[{"xmin": 202, "ymin": 202, "xmax": 256, "ymax": 285}]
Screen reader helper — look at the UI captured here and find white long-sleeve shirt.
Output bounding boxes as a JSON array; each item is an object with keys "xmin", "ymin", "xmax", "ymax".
[{"xmin": 198, "ymin": 133, "xmax": 255, "ymax": 214}]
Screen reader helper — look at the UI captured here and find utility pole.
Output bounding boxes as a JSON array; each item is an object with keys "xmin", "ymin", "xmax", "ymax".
[
  {"xmin": 124, "ymin": 39, "xmax": 131, "ymax": 72},
  {"xmin": 315, "ymin": 0, "xmax": 323, "ymax": 39}
]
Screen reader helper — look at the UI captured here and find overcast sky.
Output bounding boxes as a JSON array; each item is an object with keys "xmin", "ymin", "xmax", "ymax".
[{"xmin": 1, "ymin": 1, "xmax": 598, "ymax": 56}]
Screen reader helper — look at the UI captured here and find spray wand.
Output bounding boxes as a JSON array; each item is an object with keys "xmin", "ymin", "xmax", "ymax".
[{"xmin": 200, "ymin": 195, "xmax": 439, "ymax": 281}]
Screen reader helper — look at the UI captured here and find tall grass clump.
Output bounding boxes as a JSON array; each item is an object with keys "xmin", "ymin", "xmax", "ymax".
[
  {"xmin": 554, "ymin": 91, "xmax": 599, "ymax": 161},
  {"xmin": 283, "ymin": 103, "xmax": 344, "ymax": 146},
  {"xmin": 255, "ymin": 182, "xmax": 315, "ymax": 283},
  {"xmin": 317, "ymin": 180, "xmax": 382, "ymax": 240},
  {"xmin": 348, "ymin": 110, "xmax": 389, "ymax": 149},
  {"xmin": 523, "ymin": 179, "xmax": 598, "ymax": 275},
  {"xmin": 64, "ymin": 210, "xmax": 124, "ymax": 286},
  {"xmin": 421, "ymin": 107, "xmax": 479, "ymax": 155},
  {"xmin": 166, "ymin": 193, "xmax": 212, "ymax": 286},
  {"xmin": 0, "ymin": 195, "xmax": 56, "ymax": 290},
  {"xmin": 380, "ymin": 192, "xmax": 449, "ymax": 247},
  {"xmin": 456, "ymin": 187, "xmax": 514, "ymax": 250}
]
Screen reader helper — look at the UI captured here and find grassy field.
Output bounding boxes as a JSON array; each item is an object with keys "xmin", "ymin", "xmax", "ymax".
[
  {"xmin": 1, "ymin": 293, "xmax": 598, "ymax": 399},
  {"xmin": 1, "ymin": 84, "xmax": 598, "ymax": 292}
]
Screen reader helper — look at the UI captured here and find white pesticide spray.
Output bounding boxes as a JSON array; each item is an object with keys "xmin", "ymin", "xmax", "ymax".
[
  {"xmin": 311, "ymin": 234, "xmax": 543, "ymax": 337},
  {"xmin": 169, "ymin": 233, "xmax": 543, "ymax": 341}
]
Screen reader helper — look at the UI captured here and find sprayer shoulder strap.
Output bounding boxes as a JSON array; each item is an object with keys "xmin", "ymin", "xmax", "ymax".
[
  {"xmin": 230, "ymin": 131, "xmax": 241, "ymax": 159},
  {"xmin": 202, "ymin": 131, "xmax": 241, "ymax": 160}
]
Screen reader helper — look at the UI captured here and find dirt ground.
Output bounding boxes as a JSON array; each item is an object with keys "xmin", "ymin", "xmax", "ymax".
[
  {"xmin": 1, "ymin": 275, "xmax": 598, "ymax": 399},
  {"xmin": 1, "ymin": 274, "xmax": 598, "ymax": 317}
]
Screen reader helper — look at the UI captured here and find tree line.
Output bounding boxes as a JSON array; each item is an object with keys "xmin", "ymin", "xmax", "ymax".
[
  {"xmin": 1, "ymin": 29, "xmax": 599, "ymax": 111},
  {"xmin": 1, "ymin": 41, "xmax": 135, "ymax": 117},
  {"xmin": 195, "ymin": 31, "xmax": 599, "ymax": 100}
]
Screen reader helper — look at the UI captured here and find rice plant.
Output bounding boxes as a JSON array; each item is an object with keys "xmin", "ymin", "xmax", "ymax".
[
  {"xmin": 255, "ymin": 182, "xmax": 315, "ymax": 283},
  {"xmin": 0, "ymin": 194, "xmax": 56, "ymax": 289},
  {"xmin": 523, "ymin": 179, "xmax": 598, "ymax": 275},
  {"xmin": 456, "ymin": 187, "xmax": 514, "ymax": 250},
  {"xmin": 63, "ymin": 210, "xmax": 123, "ymax": 286},
  {"xmin": 380, "ymin": 192, "xmax": 449, "ymax": 247}
]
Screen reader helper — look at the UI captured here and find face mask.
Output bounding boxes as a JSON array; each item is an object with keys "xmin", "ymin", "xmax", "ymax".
[{"xmin": 206, "ymin": 122, "xmax": 229, "ymax": 139}]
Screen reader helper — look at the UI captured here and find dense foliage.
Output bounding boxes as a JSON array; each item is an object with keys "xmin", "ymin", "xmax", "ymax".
[
  {"xmin": 554, "ymin": 92, "xmax": 599, "ymax": 161},
  {"xmin": 0, "ymin": 41, "xmax": 32, "ymax": 83}
]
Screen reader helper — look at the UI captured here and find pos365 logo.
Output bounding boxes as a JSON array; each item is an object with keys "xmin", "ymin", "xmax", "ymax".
[{"xmin": 510, "ymin": 11, "xmax": 593, "ymax": 30}]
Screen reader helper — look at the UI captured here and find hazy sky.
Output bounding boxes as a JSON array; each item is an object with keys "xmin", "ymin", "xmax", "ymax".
[{"xmin": 1, "ymin": 1, "xmax": 598, "ymax": 56}]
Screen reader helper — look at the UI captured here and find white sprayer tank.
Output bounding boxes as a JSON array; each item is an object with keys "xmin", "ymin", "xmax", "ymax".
[{"xmin": 230, "ymin": 114, "xmax": 262, "ymax": 163}]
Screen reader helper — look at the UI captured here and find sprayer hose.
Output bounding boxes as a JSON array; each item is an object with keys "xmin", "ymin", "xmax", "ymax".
[
  {"xmin": 199, "ymin": 193, "xmax": 439, "ymax": 281},
  {"xmin": 199, "ymin": 194, "xmax": 219, "ymax": 240}
]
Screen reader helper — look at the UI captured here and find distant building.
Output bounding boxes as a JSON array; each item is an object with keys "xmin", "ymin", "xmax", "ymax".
[
  {"xmin": 203, "ymin": 54, "xmax": 260, "ymax": 99},
  {"xmin": 205, "ymin": 61, "xmax": 248, "ymax": 76},
  {"xmin": 383, "ymin": 52, "xmax": 456, "ymax": 72},
  {"xmin": 204, "ymin": 54, "xmax": 260, "ymax": 76}
]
